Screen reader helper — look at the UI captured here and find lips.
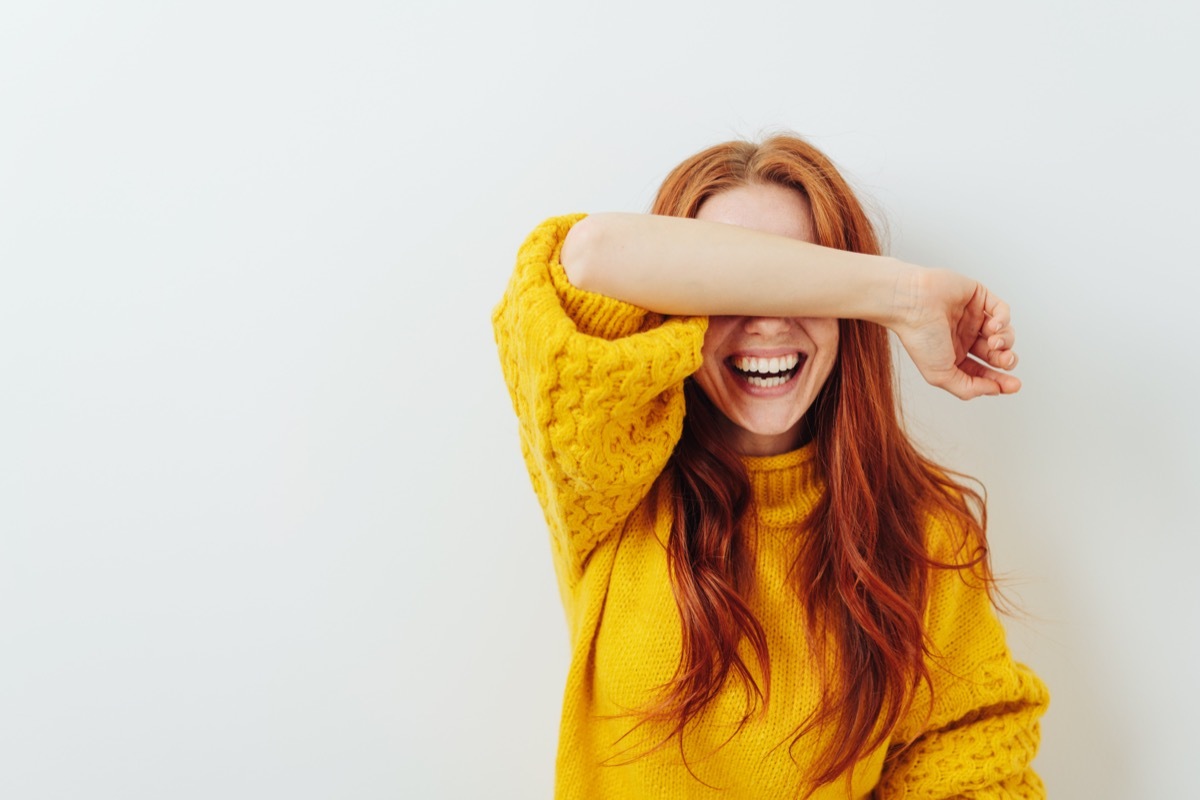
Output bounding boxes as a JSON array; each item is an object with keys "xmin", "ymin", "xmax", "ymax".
[{"xmin": 727, "ymin": 352, "xmax": 805, "ymax": 388}]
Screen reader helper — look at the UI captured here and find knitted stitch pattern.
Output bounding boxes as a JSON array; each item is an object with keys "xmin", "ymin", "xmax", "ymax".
[{"xmin": 493, "ymin": 215, "xmax": 1049, "ymax": 800}]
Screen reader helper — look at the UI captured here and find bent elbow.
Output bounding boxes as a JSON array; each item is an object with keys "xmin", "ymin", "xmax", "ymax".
[{"xmin": 561, "ymin": 214, "xmax": 608, "ymax": 291}]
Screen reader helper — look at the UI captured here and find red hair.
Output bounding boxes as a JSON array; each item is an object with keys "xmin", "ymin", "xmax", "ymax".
[{"xmin": 640, "ymin": 135, "xmax": 994, "ymax": 793}]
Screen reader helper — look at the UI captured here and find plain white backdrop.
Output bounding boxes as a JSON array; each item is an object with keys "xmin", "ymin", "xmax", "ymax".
[{"xmin": 3, "ymin": 1, "xmax": 1197, "ymax": 797}]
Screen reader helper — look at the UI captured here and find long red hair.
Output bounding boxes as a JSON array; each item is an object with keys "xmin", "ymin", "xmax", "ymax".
[{"xmin": 643, "ymin": 135, "xmax": 993, "ymax": 792}]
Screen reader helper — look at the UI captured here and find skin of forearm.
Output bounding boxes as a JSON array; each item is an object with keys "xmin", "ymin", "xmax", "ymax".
[{"xmin": 561, "ymin": 213, "xmax": 913, "ymax": 327}]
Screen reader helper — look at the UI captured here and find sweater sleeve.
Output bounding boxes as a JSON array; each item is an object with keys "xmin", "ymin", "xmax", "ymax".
[
  {"xmin": 877, "ymin": 519, "xmax": 1050, "ymax": 799},
  {"xmin": 492, "ymin": 214, "xmax": 708, "ymax": 581}
]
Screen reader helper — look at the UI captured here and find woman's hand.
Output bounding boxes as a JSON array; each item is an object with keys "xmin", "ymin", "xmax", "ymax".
[{"xmin": 886, "ymin": 266, "xmax": 1021, "ymax": 400}]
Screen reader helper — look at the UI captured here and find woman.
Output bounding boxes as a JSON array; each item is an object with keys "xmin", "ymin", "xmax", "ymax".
[{"xmin": 493, "ymin": 135, "xmax": 1048, "ymax": 799}]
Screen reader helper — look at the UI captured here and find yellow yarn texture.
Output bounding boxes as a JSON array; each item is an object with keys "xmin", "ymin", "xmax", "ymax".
[{"xmin": 493, "ymin": 215, "xmax": 1049, "ymax": 799}]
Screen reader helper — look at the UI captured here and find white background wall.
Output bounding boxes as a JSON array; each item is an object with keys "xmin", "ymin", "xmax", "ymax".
[{"xmin": 3, "ymin": 1, "xmax": 1197, "ymax": 797}]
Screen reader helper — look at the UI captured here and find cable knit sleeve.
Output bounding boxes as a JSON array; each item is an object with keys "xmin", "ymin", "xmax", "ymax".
[
  {"xmin": 877, "ymin": 518, "xmax": 1050, "ymax": 799},
  {"xmin": 492, "ymin": 214, "xmax": 708, "ymax": 581}
]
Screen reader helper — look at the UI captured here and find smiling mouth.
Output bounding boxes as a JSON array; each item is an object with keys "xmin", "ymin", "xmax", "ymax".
[{"xmin": 728, "ymin": 353, "xmax": 805, "ymax": 388}]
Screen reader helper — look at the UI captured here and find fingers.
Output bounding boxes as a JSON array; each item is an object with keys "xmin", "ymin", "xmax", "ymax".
[
  {"xmin": 973, "ymin": 306, "xmax": 1018, "ymax": 370},
  {"xmin": 985, "ymin": 323, "xmax": 1015, "ymax": 351},
  {"xmin": 969, "ymin": 334, "xmax": 1019, "ymax": 370},
  {"xmin": 915, "ymin": 359, "xmax": 1016, "ymax": 400},
  {"xmin": 924, "ymin": 353, "xmax": 1022, "ymax": 401},
  {"xmin": 959, "ymin": 356, "xmax": 1022, "ymax": 396},
  {"xmin": 983, "ymin": 293, "xmax": 1011, "ymax": 332}
]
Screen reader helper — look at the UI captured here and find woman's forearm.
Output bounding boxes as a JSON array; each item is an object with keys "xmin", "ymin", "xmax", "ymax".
[
  {"xmin": 560, "ymin": 211, "xmax": 1021, "ymax": 400},
  {"xmin": 560, "ymin": 212, "xmax": 910, "ymax": 326}
]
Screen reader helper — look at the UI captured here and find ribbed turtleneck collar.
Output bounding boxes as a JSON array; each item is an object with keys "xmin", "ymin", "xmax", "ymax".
[{"xmin": 741, "ymin": 442, "xmax": 824, "ymax": 528}]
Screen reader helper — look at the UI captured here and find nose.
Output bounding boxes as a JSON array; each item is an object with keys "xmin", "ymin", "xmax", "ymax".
[{"xmin": 742, "ymin": 316, "xmax": 794, "ymax": 336}]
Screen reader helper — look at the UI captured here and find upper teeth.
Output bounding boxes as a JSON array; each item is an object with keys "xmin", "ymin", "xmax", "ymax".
[{"xmin": 733, "ymin": 354, "xmax": 800, "ymax": 374}]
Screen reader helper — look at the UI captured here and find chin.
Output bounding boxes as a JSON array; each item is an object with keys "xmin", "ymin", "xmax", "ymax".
[{"xmin": 737, "ymin": 415, "xmax": 806, "ymax": 438}]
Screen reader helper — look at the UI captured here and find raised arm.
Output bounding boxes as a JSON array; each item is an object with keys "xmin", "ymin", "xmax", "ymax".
[
  {"xmin": 493, "ymin": 215, "xmax": 709, "ymax": 585},
  {"xmin": 561, "ymin": 212, "xmax": 1020, "ymax": 400}
]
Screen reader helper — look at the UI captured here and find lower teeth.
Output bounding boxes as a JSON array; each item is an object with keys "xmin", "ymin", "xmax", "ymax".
[{"xmin": 746, "ymin": 374, "xmax": 789, "ymax": 387}]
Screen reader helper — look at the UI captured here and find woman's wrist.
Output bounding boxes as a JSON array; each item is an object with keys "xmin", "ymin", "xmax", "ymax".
[{"xmin": 860, "ymin": 256, "xmax": 921, "ymax": 330}]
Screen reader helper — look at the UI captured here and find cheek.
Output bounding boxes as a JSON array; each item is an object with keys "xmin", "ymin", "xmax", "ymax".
[
  {"xmin": 808, "ymin": 320, "xmax": 841, "ymax": 388},
  {"xmin": 696, "ymin": 320, "xmax": 736, "ymax": 399},
  {"xmin": 694, "ymin": 352, "xmax": 722, "ymax": 400},
  {"xmin": 811, "ymin": 319, "xmax": 840, "ymax": 352},
  {"xmin": 698, "ymin": 319, "xmax": 735, "ymax": 368},
  {"xmin": 700, "ymin": 317, "xmax": 738, "ymax": 353}
]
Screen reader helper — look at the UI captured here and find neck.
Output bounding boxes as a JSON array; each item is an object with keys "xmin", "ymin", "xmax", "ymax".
[{"xmin": 721, "ymin": 417, "xmax": 811, "ymax": 457}]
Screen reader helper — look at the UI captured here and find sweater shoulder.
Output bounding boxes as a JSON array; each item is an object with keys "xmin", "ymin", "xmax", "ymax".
[{"xmin": 492, "ymin": 214, "xmax": 707, "ymax": 581}]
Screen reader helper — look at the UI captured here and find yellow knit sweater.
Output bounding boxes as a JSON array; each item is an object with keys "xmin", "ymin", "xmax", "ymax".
[{"xmin": 493, "ymin": 215, "xmax": 1049, "ymax": 800}]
